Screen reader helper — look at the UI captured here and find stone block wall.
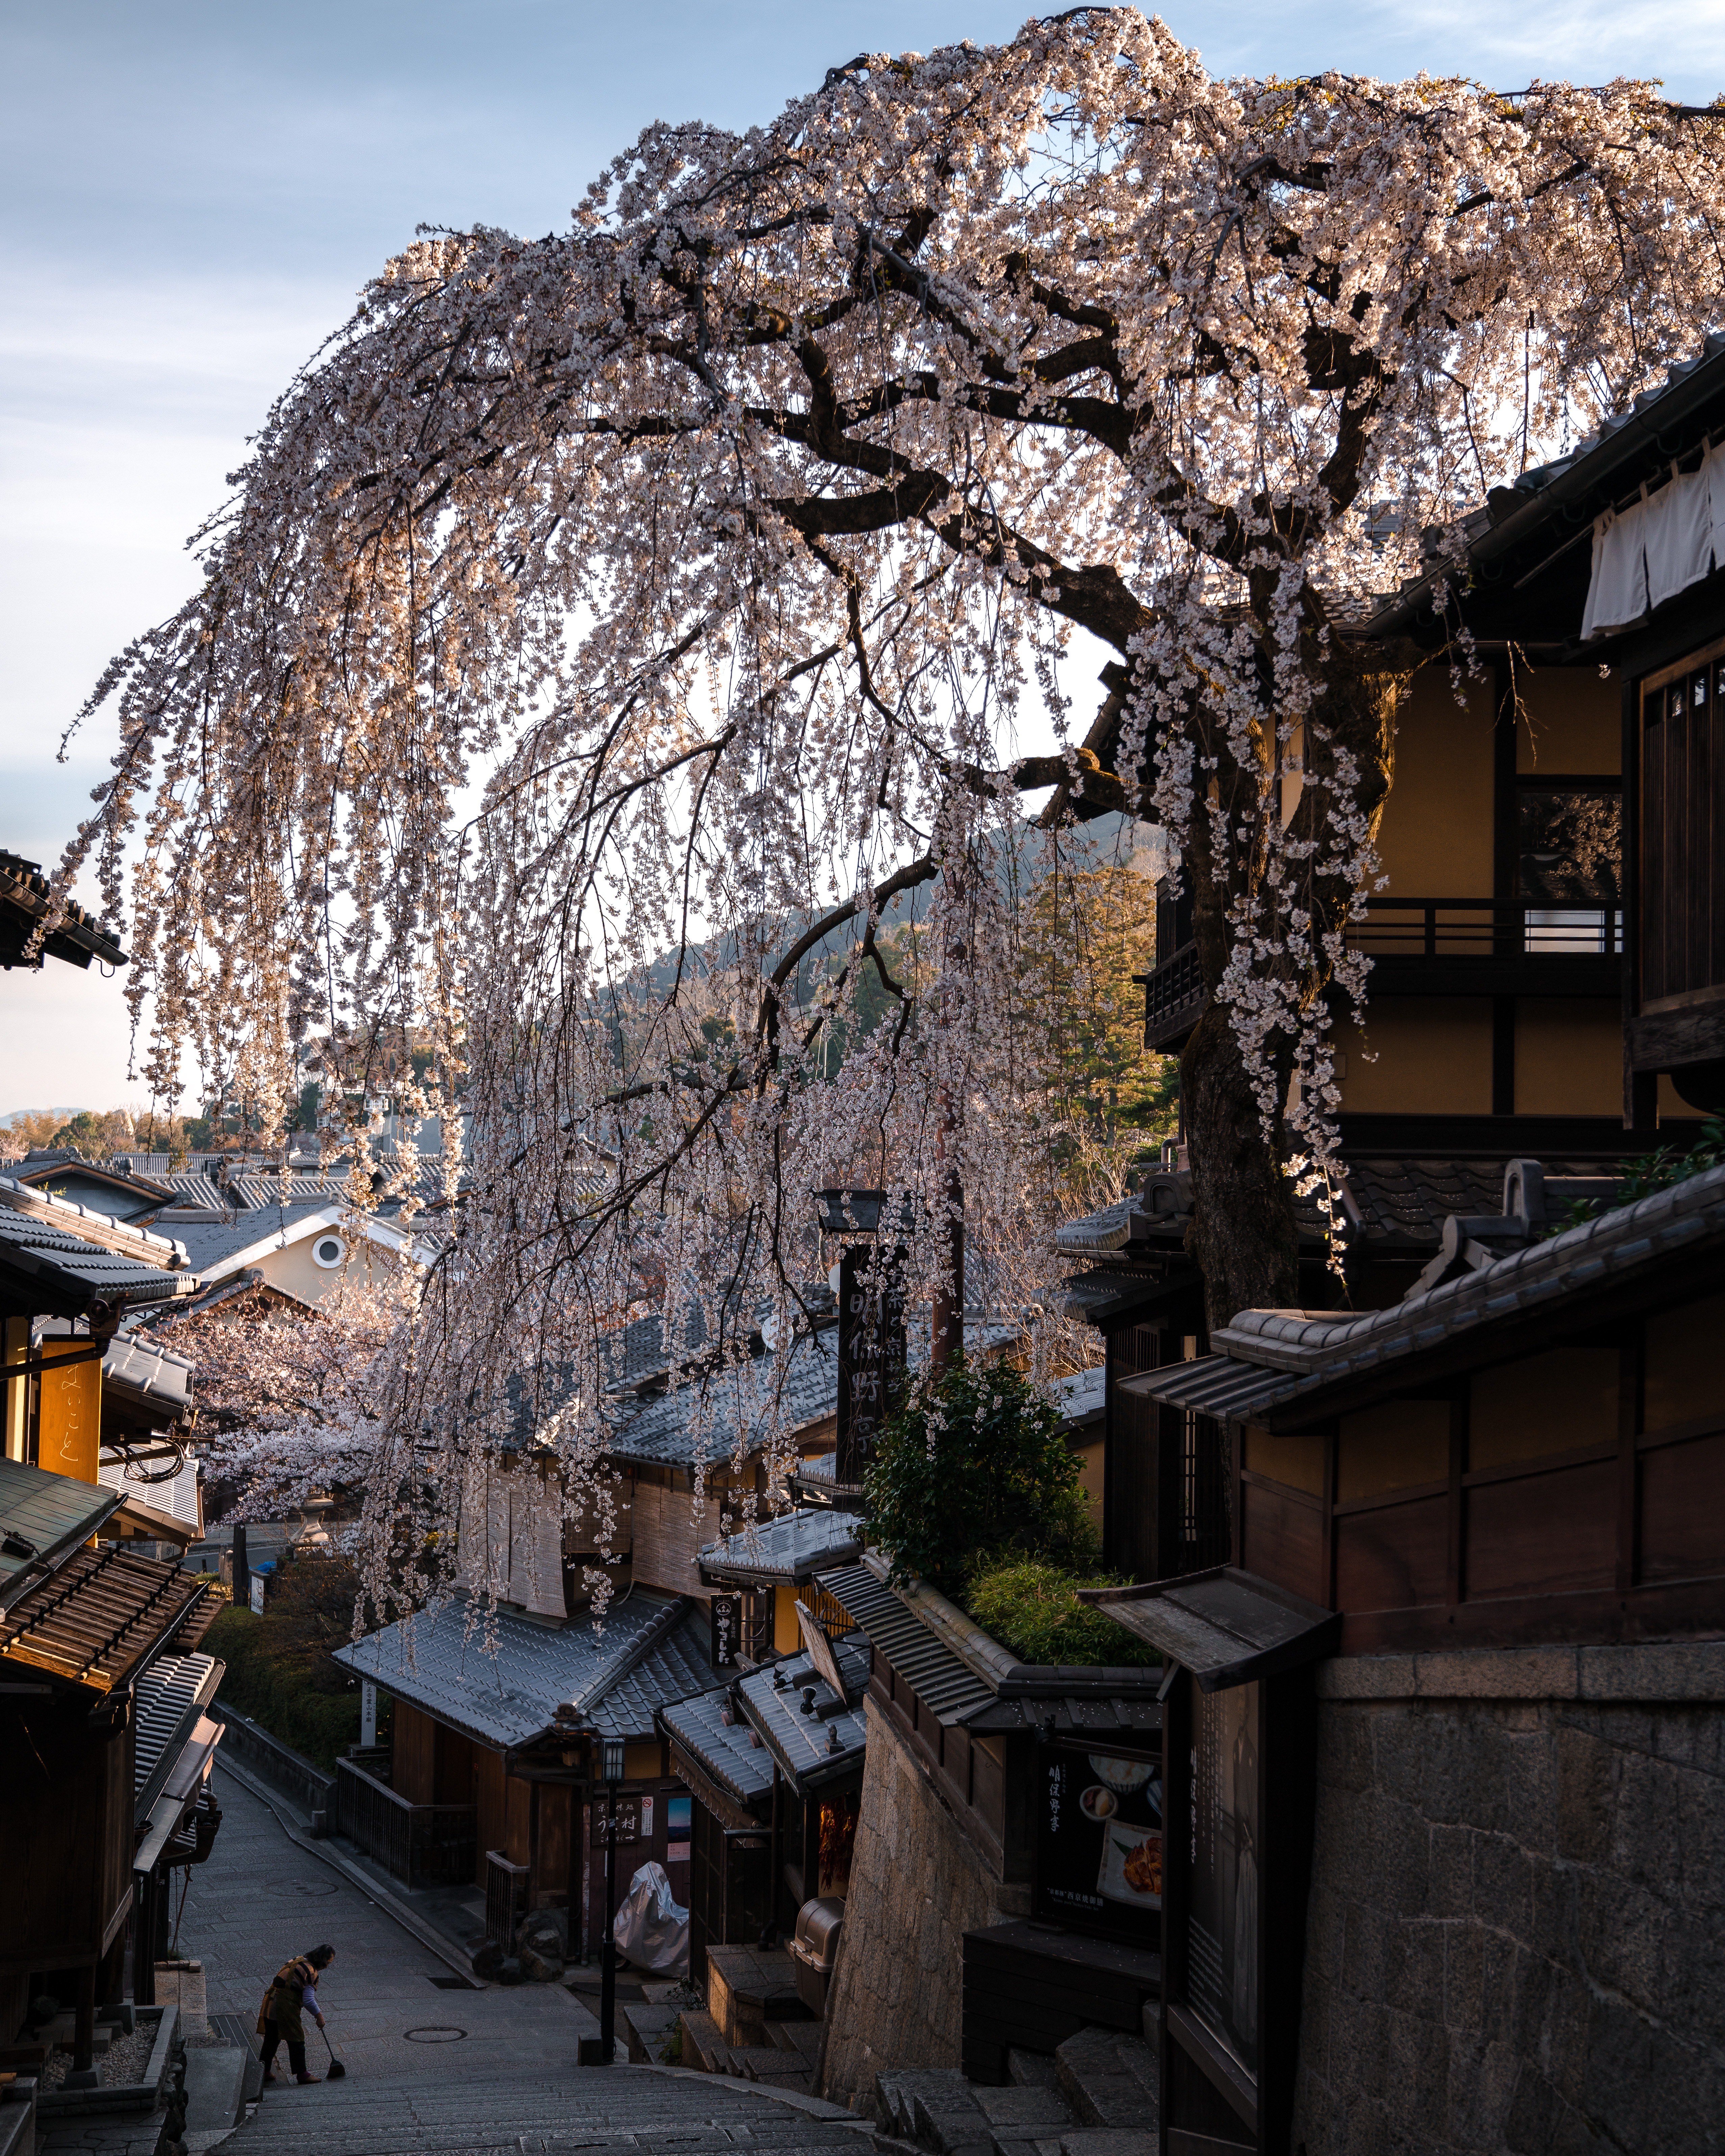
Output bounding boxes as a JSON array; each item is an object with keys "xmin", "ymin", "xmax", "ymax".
[
  {"xmin": 1292, "ymin": 1643, "xmax": 1725, "ymax": 2156},
  {"xmin": 818, "ymin": 1697, "xmax": 1030, "ymax": 2111}
]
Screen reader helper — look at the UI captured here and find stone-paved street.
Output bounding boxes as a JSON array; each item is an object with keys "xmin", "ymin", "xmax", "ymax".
[{"xmin": 179, "ymin": 1765, "xmax": 869, "ymax": 2156}]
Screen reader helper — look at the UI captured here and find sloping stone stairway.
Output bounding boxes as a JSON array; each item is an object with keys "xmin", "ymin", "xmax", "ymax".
[
  {"xmin": 872, "ymin": 2028, "xmax": 1159, "ymax": 2156},
  {"xmin": 227, "ymin": 2056, "xmax": 869, "ymax": 2156}
]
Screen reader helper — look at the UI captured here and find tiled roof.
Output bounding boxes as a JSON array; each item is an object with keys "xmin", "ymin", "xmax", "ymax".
[
  {"xmin": 134, "ymin": 1650, "xmax": 222, "ymax": 1813},
  {"xmin": 168, "ymin": 1202, "xmax": 341, "ymax": 1272},
  {"xmin": 658, "ymin": 1683, "xmax": 777, "ymax": 1809},
  {"xmin": 0, "ymin": 1185, "xmax": 196, "ymax": 1315},
  {"xmin": 103, "ymin": 1333, "xmax": 194, "ymax": 1418},
  {"xmin": 820, "ymin": 1560, "xmax": 997, "ymax": 1727},
  {"xmin": 699, "ymin": 1509, "xmax": 864, "ymax": 1586},
  {"xmin": 1052, "ymin": 1365, "xmax": 1106, "ymax": 1429},
  {"xmin": 334, "ymin": 1588, "xmax": 716, "ymax": 1750},
  {"xmin": 0, "ymin": 1174, "xmax": 189, "ymax": 1269},
  {"xmin": 1513, "ymin": 328, "xmax": 1725, "ymax": 495},
  {"xmin": 608, "ymin": 1330, "xmax": 842, "ymax": 1468},
  {"xmin": 0, "ymin": 1456, "xmax": 120, "ymax": 1604},
  {"xmin": 1131, "ymin": 1160, "xmax": 1725, "ymax": 1424},
  {"xmin": 1056, "ymin": 1156, "xmax": 1635, "ymax": 1284},
  {"xmin": 0, "ymin": 1546, "xmax": 214, "ymax": 1693},
  {"xmin": 583, "ymin": 1606, "xmax": 728, "ymax": 1740},
  {"xmin": 0, "ymin": 851, "xmax": 127, "ymax": 969},
  {"xmin": 734, "ymin": 1634, "xmax": 871, "ymax": 1792}
]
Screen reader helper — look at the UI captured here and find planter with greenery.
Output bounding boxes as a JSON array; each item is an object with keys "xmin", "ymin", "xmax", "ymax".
[{"xmin": 864, "ymin": 1360, "xmax": 1156, "ymax": 1671}]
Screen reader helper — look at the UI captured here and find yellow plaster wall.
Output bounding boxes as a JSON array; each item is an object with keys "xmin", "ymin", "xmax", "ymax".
[
  {"xmin": 1515, "ymin": 666, "xmax": 1621, "ymax": 774},
  {"xmin": 1514, "ymin": 1001, "xmax": 1624, "ymax": 1117},
  {"xmin": 1335, "ymin": 999, "xmax": 1494, "ymax": 1115},
  {"xmin": 250, "ymin": 1228, "xmax": 396, "ymax": 1305},
  {"xmin": 1376, "ymin": 671, "xmax": 1494, "ymax": 897},
  {"xmin": 773, "ymin": 1582, "xmax": 803, "ymax": 1653}
]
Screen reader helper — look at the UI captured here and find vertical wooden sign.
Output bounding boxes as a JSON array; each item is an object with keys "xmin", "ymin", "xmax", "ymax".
[
  {"xmin": 39, "ymin": 1345, "xmax": 102, "ymax": 1485},
  {"xmin": 835, "ymin": 1245, "xmax": 906, "ymax": 1489}
]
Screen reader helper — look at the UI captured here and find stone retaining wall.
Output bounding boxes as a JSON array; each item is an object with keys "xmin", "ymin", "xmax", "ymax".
[
  {"xmin": 818, "ymin": 1697, "xmax": 1030, "ymax": 2112},
  {"xmin": 209, "ymin": 1703, "xmax": 336, "ymax": 1817},
  {"xmin": 1292, "ymin": 1642, "xmax": 1725, "ymax": 2156}
]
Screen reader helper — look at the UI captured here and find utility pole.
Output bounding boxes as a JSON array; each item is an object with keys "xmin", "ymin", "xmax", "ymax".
[{"xmin": 598, "ymin": 1735, "xmax": 623, "ymax": 2064}]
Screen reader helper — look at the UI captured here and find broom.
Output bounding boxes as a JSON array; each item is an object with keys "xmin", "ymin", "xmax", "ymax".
[{"xmin": 319, "ymin": 2024, "xmax": 347, "ymax": 2080}]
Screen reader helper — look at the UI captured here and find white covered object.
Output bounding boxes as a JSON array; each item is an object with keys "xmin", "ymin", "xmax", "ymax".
[{"xmin": 612, "ymin": 1860, "xmax": 690, "ymax": 1974}]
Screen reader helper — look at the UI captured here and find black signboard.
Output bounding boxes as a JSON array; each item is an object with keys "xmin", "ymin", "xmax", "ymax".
[
  {"xmin": 710, "ymin": 1593, "xmax": 741, "ymax": 1669},
  {"xmin": 1033, "ymin": 1737, "xmax": 1162, "ymax": 1943},
  {"xmin": 836, "ymin": 1245, "xmax": 907, "ymax": 1486},
  {"xmin": 590, "ymin": 1796, "xmax": 640, "ymax": 1848}
]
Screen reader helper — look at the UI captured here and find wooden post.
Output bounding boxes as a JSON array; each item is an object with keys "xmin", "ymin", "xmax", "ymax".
[{"xmin": 73, "ymin": 1962, "xmax": 96, "ymax": 2073}]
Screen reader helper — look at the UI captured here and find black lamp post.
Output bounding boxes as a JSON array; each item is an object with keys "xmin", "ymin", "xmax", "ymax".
[{"xmin": 598, "ymin": 1733, "xmax": 625, "ymax": 2065}]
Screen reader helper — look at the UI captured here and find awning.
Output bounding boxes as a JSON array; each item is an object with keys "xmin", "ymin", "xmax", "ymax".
[
  {"xmin": 1117, "ymin": 1356, "xmax": 1298, "ymax": 1421},
  {"xmin": 0, "ymin": 1546, "xmax": 217, "ymax": 1693},
  {"xmin": 658, "ymin": 1683, "xmax": 777, "ymax": 1828},
  {"xmin": 111, "ymin": 1492, "xmax": 199, "ymax": 1548},
  {"xmin": 1079, "ymin": 1567, "xmax": 1339, "ymax": 1692},
  {"xmin": 0, "ymin": 1455, "xmax": 121, "ymax": 1606},
  {"xmin": 134, "ymin": 1713, "xmax": 223, "ymax": 1873},
  {"xmin": 134, "ymin": 1651, "xmax": 224, "ymax": 1818},
  {"xmin": 699, "ymin": 1508, "xmax": 864, "ymax": 1586}
]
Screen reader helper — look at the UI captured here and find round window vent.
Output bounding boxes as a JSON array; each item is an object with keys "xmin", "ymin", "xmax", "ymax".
[{"xmin": 312, "ymin": 1234, "xmax": 346, "ymax": 1270}]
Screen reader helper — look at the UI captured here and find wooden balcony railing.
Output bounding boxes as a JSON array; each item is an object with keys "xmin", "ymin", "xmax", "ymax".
[
  {"xmin": 334, "ymin": 1754, "xmax": 477, "ymax": 1890},
  {"xmin": 1138, "ymin": 896, "xmax": 1622, "ymax": 1051},
  {"xmin": 1347, "ymin": 896, "xmax": 1623, "ymax": 958}
]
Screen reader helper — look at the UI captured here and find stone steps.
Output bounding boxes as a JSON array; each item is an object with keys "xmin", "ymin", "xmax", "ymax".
[
  {"xmin": 227, "ymin": 2058, "xmax": 868, "ymax": 2156},
  {"xmin": 872, "ymin": 2025, "xmax": 1158, "ymax": 2156}
]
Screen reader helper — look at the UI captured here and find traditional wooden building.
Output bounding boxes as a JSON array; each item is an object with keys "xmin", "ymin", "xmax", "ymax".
[{"xmin": 1105, "ymin": 1155, "xmax": 1725, "ymax": 2155}]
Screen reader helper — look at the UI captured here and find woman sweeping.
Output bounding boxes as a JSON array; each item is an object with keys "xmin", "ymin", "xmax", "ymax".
[{"xmin": 258, "ymin": 1944, "xmax": 335, "ymax": 2085}]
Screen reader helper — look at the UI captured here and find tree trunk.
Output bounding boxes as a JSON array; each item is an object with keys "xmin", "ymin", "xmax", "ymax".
[{"xmin": 1179, "ymin": 1000, "xmax": 1301, "ymax": 1335}]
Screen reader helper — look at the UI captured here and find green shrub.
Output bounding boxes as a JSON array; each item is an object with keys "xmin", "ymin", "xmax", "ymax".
[
  {"xmin": 964, "ymin": 1558, "xmax": 1159, "ymax": 1668},
  {"xmin": 204, "ymin": 1554, "xmax": 363, "ymax": 1770},
  {"xmin": 1551, "ymin": 1117, "xmax": 1725, "ymax": 1233},
  {"xmin": 864, "ymin": 1359, "xmax": 1095, "ymax": 1596}
]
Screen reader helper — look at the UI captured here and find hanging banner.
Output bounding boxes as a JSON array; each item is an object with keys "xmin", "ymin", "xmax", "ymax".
[
  {"xmin": 39, "ymin": 1342, "xmax": 102, "ymax": 1486},
  {"xmin": 710, "ymin": 1594, "xmax": 741, "ymax": 1668}
]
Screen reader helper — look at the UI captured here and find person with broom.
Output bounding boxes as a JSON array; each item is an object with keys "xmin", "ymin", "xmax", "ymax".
[{"xmin": 258, "ymin": 1944, "xmax": 336, "ymax": 2085}]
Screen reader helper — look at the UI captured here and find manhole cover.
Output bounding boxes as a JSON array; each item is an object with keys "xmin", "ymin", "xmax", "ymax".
[
  {"xmin": 277, "ymin": 1880, "xmax": 339, "ymax": 1896},
  {"xmin": 404, "ymin": 2026, "xmax": 467, "ymax": 2042}
]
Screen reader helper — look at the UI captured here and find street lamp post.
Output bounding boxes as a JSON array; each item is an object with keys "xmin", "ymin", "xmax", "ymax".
[{"xmin": 598, "ymin": 1733, "xmax": 624, "ymax": 2065}]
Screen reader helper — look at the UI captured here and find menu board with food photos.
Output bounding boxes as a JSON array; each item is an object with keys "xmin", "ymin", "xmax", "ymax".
[{"xmin": 1034, "ymin": 1738, "xmax": 1162, "ymax": 1942}]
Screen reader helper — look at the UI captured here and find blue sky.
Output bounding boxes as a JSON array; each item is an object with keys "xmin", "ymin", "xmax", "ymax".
[{"xmin": 3, "ymin": 0, "xmax": 1721, "ymax": 1117}]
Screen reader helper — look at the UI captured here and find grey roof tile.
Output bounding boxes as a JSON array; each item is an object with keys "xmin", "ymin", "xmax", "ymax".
[
  {"xmin": 734, "ymin": 1635, "xmax": 871, "ymax": 1791},
  {"xmin": 0, "ymin": 1184, "xmax": 195, "ymax": 1312},
  {"xmin": 0, "ymin": 1455, "xmax": 120, "ymax": 1601},
  {"xmin": 700, "ymin": 1509, "xmax": 864, "ymax": 1585},
  {"xmin": 658, "ymin": 1683, "xmax": 777, "ymax": 1807},
  {"xmin": 1134, "ymin": 1160, "xmax": 1725, "ymax": 1420},
  {"xmin": 334, "ymin": 1588, "xmax": 721, "ymax": 1748}
]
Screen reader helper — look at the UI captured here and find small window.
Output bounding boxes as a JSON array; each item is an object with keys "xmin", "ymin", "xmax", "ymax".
[
  {"xmin": 311, "ymin": 1234, "xmax": 346, "ymax": 1270},
  {"xmin": 1517, "ymin": 787, "xmax": 1622, "ymax": 905}
]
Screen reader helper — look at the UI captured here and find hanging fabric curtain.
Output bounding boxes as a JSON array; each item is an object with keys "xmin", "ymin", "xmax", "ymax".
[
  {"xmin": 1645, "ymin": 448, "xmax": 1716, "ymax": 609},
  {"xmin": 1581, "ymin": 490, "xmax": 1650, "ymax": 639}
]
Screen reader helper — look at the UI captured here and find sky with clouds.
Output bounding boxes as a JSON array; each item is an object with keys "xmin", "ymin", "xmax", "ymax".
[{"xmin": 2, "ymin": 0, "xmax": 1721, "ymax": 1120}]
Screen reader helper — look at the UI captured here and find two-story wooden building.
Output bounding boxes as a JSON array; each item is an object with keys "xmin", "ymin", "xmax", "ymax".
[{"xmin": 1071, "ymin": 340, "xmax": 1725, "ymax": 2156}]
